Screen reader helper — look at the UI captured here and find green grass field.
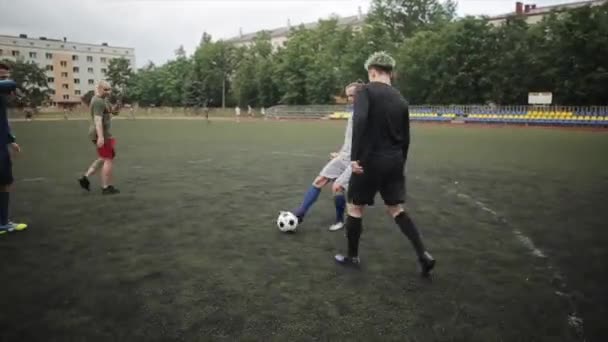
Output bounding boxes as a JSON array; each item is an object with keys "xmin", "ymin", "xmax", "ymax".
[{"xmin": 1, "ymin": 119, "xmax": 607, "ymax": 341}]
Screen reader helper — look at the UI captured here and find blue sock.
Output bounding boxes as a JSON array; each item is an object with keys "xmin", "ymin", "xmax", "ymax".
[
  {"xmin": 295, "ymin": 186, "xmax": 321, "ymax": 218},
  {"xmin": 334, "ymin": 194, "xmax": 346, "ymax": 223},
  {"xmin": 0, "ymin": 192, "xmax": 8, "ymax": 226}
]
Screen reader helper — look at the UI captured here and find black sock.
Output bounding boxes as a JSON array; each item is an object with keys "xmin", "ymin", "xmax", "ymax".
[
  {"xmin": 0, "ymin": 192, "xmax": 9, "ymax": 226},
  {"xmin": 394, "ymin": 211, "xmax": 426, "ymax": 259},
  {"xmin": 345, "ymin": 215, "xmax": 362, "ymax": 257}
]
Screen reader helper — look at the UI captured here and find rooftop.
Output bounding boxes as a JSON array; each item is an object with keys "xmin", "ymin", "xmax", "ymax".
[
  {"xmin": 226, "ymin": 13, "xmax": 365, "ymax": 43},
  {"xmin": 0, "ymin": 34, "xmax": 134, "ymax": 50},
  {"xmin": 487, "ymin": 0, "xmax": 606, "ymax": 20}
]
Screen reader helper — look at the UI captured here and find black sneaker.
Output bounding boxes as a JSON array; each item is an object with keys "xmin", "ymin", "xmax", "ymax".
[
  {"xmin": 79, "ymin": 176, "xmax": 90, "ymax": 191},
  {"xmin": 102, "ymin": 185, "xmax": 120, "ymax": 195},
  {"xmin": 419, "ymin": 251, "xmax": 436, "ymax": 278},
  {"xmin": 334, "ymin": 254, "xmax": 361, "ymax": 268}
]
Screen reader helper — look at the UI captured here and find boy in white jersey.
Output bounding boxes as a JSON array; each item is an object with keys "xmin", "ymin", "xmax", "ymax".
[{"xmin": 290, "ymin": 81, "xmax": 363, "ymax": 231}]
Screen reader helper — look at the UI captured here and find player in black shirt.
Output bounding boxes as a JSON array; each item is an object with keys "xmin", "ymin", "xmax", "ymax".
[{"xmin": 334, "ymin": 52, "xmax": 435, "ymax": 277}]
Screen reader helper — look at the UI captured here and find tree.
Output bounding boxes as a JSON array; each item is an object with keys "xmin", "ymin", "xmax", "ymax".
[
  {"xmin": 488, "ymin": 17, "xmax": 533, "ymax": 104},
  {"xmin": 1, "ymin": 58, "xmax": 49, "ymax": 108},
  {"xmin": 106, "ymin": 57, "xmax": 134, "ymax": 103},
  {"xmin": 366, "ymin": 0, "xmax": 457, "ymax": 44},
  {"xmin": 81, "ymin": 90, "xmax": 95, "ymax": 105},
  {"xmin": 160, "ymin": 47, "xmax": 193, "ymax": 106},
  {"xmin": 130, "ymin": 62, "xmax": 163, "ymax": 107}
]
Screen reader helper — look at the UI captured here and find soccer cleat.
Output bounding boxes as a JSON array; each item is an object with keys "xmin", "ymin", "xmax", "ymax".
[
  {"xmin": 291, "ymin": 210, "xmax": 304, "ymax": 224},
  {"xmin": 334, "ymin": 254, "xmax": 360, "ymax": 268},
  {"xmin": 102, "ymin": 185, "xmax": 120, "ymax": 195},
  {"xmin": 329, "ymin": 222, "xmax": 344, "ymax": 231},
  {"xmin": 419, "ymin": 251, "xmax": 436, "ymax": 278},
  {"xmin": 0, "ymin": 222, "xmax": 28, "ymax": 234},
  {"xmin": 79, "ymin": 176, "xmax": 91, "ymax": 191}
]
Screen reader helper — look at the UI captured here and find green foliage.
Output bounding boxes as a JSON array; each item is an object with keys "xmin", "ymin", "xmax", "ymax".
[
  {"xmin": 127, "ymin": 2, "xmax": 608, "ymax": 106},
  {"xmin": 105, "ymin": 57, "xmax": 134, "ymax": 103},
  {"xmin": 1, "ymin": 58, "xmax": 49, "ymax": 108}
]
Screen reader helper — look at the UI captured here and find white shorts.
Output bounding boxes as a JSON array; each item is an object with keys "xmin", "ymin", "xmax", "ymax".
[{"xmin": 319, "ymin": 157, "xmax": 352, "ymax": 189}]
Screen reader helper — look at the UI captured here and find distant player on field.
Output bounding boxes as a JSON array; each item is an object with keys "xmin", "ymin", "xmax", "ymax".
[
  {"xmin": 78, "ymin": 81, "xmax": 120, "ymax": 195},
  {"xmin": 0, "ymin": 62, "xmax": 27, "ymax": 234},
  {"xmin": 334, "ymin": 52, "xmax": 435, "ymax": 277},
  {"xmin": 235, "ymin": 106, "xmax": 241, "ymax": 123},
  {"xmin": 290, "ymin": 81, "xmax": 364, "ymax": 231}
]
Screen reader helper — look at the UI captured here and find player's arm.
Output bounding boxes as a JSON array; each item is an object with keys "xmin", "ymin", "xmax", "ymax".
[
  {"xmin": 0, "ymin": 80, "xmax": 16, "ymax": 93},
  {"xmin": 0, "ymin": 81, "xmax": 17, "ymax": 146},
  {"xmin": 92, "ymin": 100, "xmax": 105, "ymax": 146},
  {"xmin": 350, "ymin": 87, "xmax": 369, "ymax": 163},
  {"xmin": 402, "ymin": 105, "xmax": 410, "ymax": 161}
]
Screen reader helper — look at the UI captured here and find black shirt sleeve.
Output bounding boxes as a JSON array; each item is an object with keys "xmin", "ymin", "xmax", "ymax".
[
  {"xmin": 351, "ymin": 87, "xmax": 370, "ymax": 162},
  {"xmin": 403, "ymin": 105, "xmax": 410, "ymax": 160}
]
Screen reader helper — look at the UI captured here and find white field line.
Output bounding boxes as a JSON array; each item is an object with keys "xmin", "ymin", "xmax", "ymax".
[{"xmin": 453, "ymin": 188, "xmax": 584, "ymax": 336}]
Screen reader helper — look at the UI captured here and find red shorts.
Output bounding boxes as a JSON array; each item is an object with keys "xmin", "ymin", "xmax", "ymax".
[{"xmin": 93, "ymin": 137, "xmax": 116, "ymax": 159}]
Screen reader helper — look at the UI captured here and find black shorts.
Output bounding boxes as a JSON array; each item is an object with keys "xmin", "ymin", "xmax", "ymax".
[
  {"xmin": 347, "ymin": 152, "xmax": 405, "ymax": 206},
  {"xmin": 0, "ymin": 152, "xmax": 13, "ymax": 186}
]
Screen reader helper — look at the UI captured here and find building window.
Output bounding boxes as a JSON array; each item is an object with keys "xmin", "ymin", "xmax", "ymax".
[
  {"xmin": 49, "ymin": 89, "xmax": 55, "ymax": 95},
  {"xmin": 75, "ymin": 90, "xmax": 81, "ymax": 95},
  {"xmin": 74, "ymin": 78, "xmax": 80, "ymax": 84},
  {"xmin": 73, "ymin": 46, "xmax": 77, "ymax": 50},
  {"xmin": 62, "ymin": 84, "xmax": 69, "ymax": 89},
  {"xmin": 100, "ymin": 57, "xmax": 107, "ymax": 63},
  {"xmin": 73, "ymin": 66, "xmax": 79, "ymax": 73},
  {"xmin": 124, "ymin": 51, "xmax": 128, "ymax": 54},
  {"xmin": 46, "ymin": 65, "xmax": 53, "ymax": 71},
  {"xmin": 60, "ymin": 61, "xmax": 67, "ymax": 67},
  {"xmin": 88, "ymin": 67, "xmax": 94, "ymax": 73},
  {"xmin": 29, "ymin": 52, "xmax": 37, "ymax": 58},
  {"xmin": 61, "ymin": 72, "xmax": 68, "ymax": 77},
  {"xmin": 88, "ymin": 79, "xmax": 94, "ymax": 85},
  {"xmin": 12, "ymin": 50, "xmax": 19, "ymax": 57},
  {"xmin": 72, "ymin": 55, "xmax": 78, "ymax": 61},
  {"xmin": 101, "ymin": 68, "xmax": 107, "ymax": 74},
  {"xmin": 63, "ymin": 94, "xmax": 69, "ymax": 100},
  {"xmin": 86, "ymin": 56, "xmax": 93, "ymax": 62},
  {"xmin": 0, "ymin": 49, "xmax": 3, "ymax": 56},
  {"xmin": 45, "ymin": 53, "xmax": 53, "ymax": 59},
  {"xmin": 29, "ymin": 42, "xmax": 34, "ymax": 46},
  {"xmin": 47, "ymin": 77, "xmax": 55, "ymax": 83}
]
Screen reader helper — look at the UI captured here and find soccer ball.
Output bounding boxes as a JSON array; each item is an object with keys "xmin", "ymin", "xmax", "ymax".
[{"xmin": 277, "ymin": 211, "xmax": 298, "ymax": 233}]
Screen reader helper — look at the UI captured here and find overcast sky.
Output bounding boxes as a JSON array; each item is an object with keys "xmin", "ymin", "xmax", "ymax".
[{"xmin": 0, "ymin": 0, "xmax": 577, "ymax": 67}]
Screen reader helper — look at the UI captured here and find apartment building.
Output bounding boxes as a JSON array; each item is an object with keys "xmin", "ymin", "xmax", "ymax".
[{"xmin": 0, "ymin": 33, "xmax": 135, "ymax": 106}]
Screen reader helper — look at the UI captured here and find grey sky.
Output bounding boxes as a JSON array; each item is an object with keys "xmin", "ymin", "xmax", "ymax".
[{"xmin": 0, "ymin": 0, "xmax": 578, "ymax": 67}]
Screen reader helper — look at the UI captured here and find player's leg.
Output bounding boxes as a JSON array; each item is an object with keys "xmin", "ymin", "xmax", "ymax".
[
  {"xmin": 380, "ymin": 159, "xmax": 435, "ymax": 277},
  {"xmin": 0, "ymin": 154, "xmax": 26, "ymax": 234},
  {"xmin": 334, "ymin": 171, "xmax": 376, "ymax": 266},
  {"xmin": 292, "ymin": 175, "xmax": 329, "ymax": 221},
  {"xmin": 99, "ymin": 138, "xmax": 119, "ymax": 195},
  {"xmin": 293, "ymin": 157, "xmax": 346, "ymax": 222},
  {"xmin": 79, "ymin": 155, "xmax": 103, "ymax": 191},
  {"xmin": 329, "ymin": 165, "xmax": 351, "ymax": 231}
]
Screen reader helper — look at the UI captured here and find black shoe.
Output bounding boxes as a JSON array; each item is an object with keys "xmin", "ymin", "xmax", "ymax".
[
  {"xmin": 334, "ymin": 254, "xmax": 361, "ymax": 268},
  {"xmin": 102, "ymin": 185, "xmax": 120, "ymax": 195},
  {"xmin": 79, "ymin": 176, "xmax": 90, "ymax": 191},
  {"xmin": 419, "ymin": 251, "xmax": 436, "ymax": 278},
  {"xmin": 291, "ymin": 210, "xmax": 304, "ymax": 224}
]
